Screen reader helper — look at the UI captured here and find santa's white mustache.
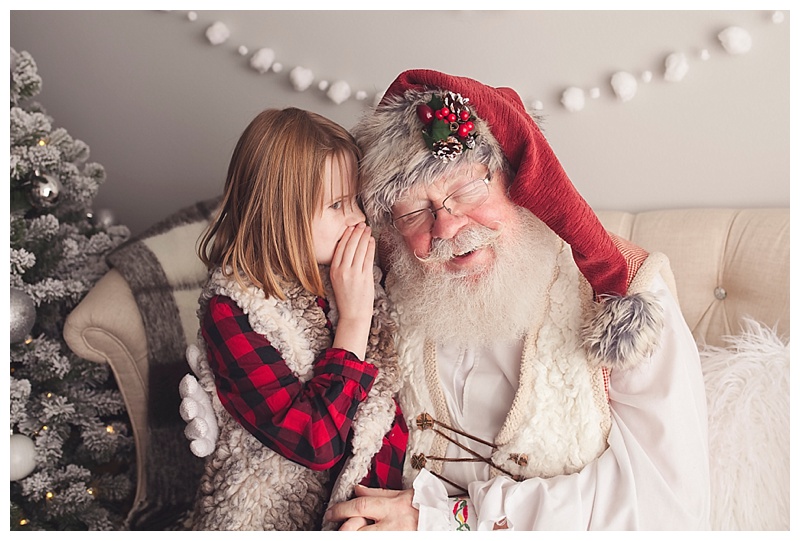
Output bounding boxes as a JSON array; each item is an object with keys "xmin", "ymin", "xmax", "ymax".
[{"xmin": 415, "ymin": 223, "xmax": 503, "ymax": 263}]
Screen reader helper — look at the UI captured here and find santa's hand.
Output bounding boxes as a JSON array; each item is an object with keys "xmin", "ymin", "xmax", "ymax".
[
  {"xmin": 178, "ymin": 345, "xmax": 218, "ymax": 457},
  {"xmin": 325, "ymin": 485, "xmax": 418, "ymax": 531}
]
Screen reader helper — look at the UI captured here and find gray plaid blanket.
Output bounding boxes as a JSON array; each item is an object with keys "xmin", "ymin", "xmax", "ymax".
[{"xmin": 107, "ymin": 196, "xmax": 221, "ymax": 530}]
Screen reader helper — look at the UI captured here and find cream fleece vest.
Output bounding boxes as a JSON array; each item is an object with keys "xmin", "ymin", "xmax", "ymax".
[{"xmin": 190, "ymin": 265, "xmax": 399, "ymax": 530}]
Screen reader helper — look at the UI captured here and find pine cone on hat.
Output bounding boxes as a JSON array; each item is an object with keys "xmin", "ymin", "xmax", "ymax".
[
  {"xmin": 433, "ymin": 136, "xmax": 464, "ymax": 162},
  {"xmin": 442, "ymin": 91, "xmax": 470, "ymax": 116}
]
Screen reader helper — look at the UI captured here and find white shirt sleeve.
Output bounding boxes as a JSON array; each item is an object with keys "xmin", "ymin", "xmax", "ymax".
[{"xmin": 414, "ymin": 275, "xmax": 711, "ymax": 530}]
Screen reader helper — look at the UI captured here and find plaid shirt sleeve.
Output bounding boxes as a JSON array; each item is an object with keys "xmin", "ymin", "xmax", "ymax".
[
  {"xmin": 359, "ymin": 400, "xmax": 408, "ymax": 490},
  {"xmin": 202, "ymin": 295, "xmax": 379, "ymax": 471}
]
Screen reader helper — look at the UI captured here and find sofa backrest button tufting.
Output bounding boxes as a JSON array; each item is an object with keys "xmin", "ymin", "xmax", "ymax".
[{"xmin": 714, "ymin": 286, "xmax": 727, "ymax": 300}]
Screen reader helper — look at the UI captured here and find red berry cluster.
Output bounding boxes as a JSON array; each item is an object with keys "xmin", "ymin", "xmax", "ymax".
[
  {"xmin": 416, "ymin": 104, "xmax": 475, "ymax": 138},
  {"xmin": 416, "ymin": 93, "xmax": 479, "ymax": 161}
]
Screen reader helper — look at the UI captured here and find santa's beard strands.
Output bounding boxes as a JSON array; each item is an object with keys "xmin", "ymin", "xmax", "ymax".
[
  {"xmin": 388, "ymin": 207, "xmax": 563, "ymax": 348},
  {"xmin": 415, "ymin": 224, "xmax": 502, "ymax": 268}
]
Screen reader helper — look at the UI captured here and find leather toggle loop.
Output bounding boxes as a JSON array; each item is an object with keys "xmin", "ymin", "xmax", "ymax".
[{"xmin": 416, "ymin": 412, "xmax": 435, "ymax": 430}]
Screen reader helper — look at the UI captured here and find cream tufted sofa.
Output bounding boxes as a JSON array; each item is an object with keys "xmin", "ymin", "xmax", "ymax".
[{"xmin": 63, "ymin": 206, "xmax": 789, "ymax": 529}]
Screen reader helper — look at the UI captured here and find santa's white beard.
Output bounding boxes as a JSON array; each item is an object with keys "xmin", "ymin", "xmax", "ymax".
[{"xmin": 387, "ymin": 208, "xmax": 562, "ymax": 348}]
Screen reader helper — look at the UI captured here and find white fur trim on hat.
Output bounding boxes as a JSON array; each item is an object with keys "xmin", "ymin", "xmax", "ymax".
[{"xmin": 353, "ymin": 88, "xmax": 507, "ymax": 229}]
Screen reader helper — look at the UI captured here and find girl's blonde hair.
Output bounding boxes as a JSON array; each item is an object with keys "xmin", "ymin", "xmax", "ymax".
[{"xmin": 198, "ymin": 108, "xmax": 361, "ymax": 299}]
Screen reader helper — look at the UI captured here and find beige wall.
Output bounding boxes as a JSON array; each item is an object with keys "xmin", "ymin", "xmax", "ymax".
[{"xmin": 10, "ymin": 10, "xmax": 790, "ymax": 236}]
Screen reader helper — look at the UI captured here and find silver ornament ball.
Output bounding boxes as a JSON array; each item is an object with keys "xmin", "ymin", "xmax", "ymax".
[
  {"xmin": 10, "ymin": 434, "xmax": 37, "ymax": 481},
  {"xmin": 28, "ymin": 172, "xmax": 63, "ymax": 209},
  {"xmin": 10, "ymin": 287, "xmax": 36, "ymax": 343}
]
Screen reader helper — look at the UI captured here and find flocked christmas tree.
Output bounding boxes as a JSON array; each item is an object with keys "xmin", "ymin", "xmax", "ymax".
[{"xmin": 10, "ymin": 48, "xmax": 135, "ymax": 530}]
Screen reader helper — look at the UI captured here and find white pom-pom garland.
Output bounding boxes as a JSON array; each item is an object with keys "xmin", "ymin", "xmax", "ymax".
[
  {"xmin": 561, "ymin": 86, "xmax": 585, "ymax": 112},
  {"xmin": 205, "ymin": 21, "xmax": 230, "ymax": 45},
  {"xmin": 290, "ymin": 66, "xmax": 314, "ymax": 91},
  {"xmin": 772, "ymin": 11, "xmax": 784, "ymax": 24},
  {"xmin": 611, "ymin": 71, "xmax": 637, "ymax": 102},
  {"xmin": 249, "ymin": 48, "xmax": 275, "ymax": 74},
  {"xmin": 664, "ymin": 52, "xmax": 689, "ymax": 82},
  {"xmin": 327, "ymin": 80, "xmax": 351, "ymax": 105},
  {"xmin": 163, "ymin": 11, "xmax": 769, "ymax": 112},
  {"xmin": 718, "ymin": 26, "xmax": 752, "ymax": 55}
]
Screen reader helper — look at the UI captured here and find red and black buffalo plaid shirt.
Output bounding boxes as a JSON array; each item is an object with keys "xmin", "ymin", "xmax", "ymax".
[{"xmin": 202, "ymin": 295, "xmax": 407, "ymax": 489}]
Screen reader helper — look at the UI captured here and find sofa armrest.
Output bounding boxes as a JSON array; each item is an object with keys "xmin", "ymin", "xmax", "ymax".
[{"xmin": 63, "ymin": 268, "xmax": 150, "ymax": 512}]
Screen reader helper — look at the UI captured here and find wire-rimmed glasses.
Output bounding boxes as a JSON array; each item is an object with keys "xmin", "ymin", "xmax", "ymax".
[{"xmin": 391, "ymin": 173, "xmax": 491, "ymax": 236}]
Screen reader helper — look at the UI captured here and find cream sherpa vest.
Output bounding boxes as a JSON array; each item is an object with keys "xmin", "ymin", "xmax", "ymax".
[
  {"xmin": 190, "ymin": 265, "xmax": 400, "ymax": 531},
  {"xmin": 391, "ymin": 236, "xmax": 666, "ymax": 488}
]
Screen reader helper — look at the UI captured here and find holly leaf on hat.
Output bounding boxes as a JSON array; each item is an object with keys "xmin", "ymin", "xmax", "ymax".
[
  {"xmin": 429, "ymin": 118, "xmax": 452, "ymax": 141},
  {"xmin": 421, "ymin": 130, "xmax": 435, "ymax": 150},
  {"xmin": 428, "ymin": 94, "xmax": 444, "ymax": 110}
]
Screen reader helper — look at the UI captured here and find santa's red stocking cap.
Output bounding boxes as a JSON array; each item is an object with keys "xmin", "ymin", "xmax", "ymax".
[
  {"xmin": 379, "ymin": 69, "xmax": 629, "ymax": 297},
  {"xmin": 355, "ymin": 69, "xmax": 663, "ymax": 368}
]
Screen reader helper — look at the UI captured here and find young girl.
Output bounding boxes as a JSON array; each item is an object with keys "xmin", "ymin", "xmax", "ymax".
[{"xmin": 186, "ymin": 108, "xmax": 406, "ymax": 530}]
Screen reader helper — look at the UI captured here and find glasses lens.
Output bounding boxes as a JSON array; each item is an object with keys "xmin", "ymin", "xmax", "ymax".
[
  {"xmin": 394, "ymin": 209, "xmax": 433, "ymax": 235},
  {"xmin": 446, "ymin": 178, "xmax": 489, "ymax": 214}
]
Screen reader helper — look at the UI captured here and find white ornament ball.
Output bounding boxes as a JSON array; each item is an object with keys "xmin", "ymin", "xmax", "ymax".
[
  {"xmin": 699, "ymin": 49, "xmax": 710, "ymax": 60},
  {"xmin": 530, "ymin": 99, "xmax": 544, "ymax": 111},
  {"xmin": 589, "ymin": 87, "xmax": 600, "ymax": 99},
  {"xmin": 641, "ymin": 70, "xmax": 653, "ymax": 83},
  {"xmin": 772, "ymin": 11, "xmax": 785, "ymax": 24},
  {"xmin": 271, "ymin": 63, "xmax": 283, "ymax": 73},
  {"xmin": 327, "ymin": 80, "xmax": 352, "ymax": 105},
  {"xmin": 187, "ymin": 11, "xmax": 197, "ymax": 22},
  {"xmin": 560, "ymin": 87, "xmax": 585, "ymax": 112},
  {"xmin": 10, "ymin": 434, "xmax": 37, "ymax": 481},
  {"xmin": 249, "ymin": 48, "xmax": 275, "ymax": 74},
  {"xmin": 290, "ymin": 66, "xmax": 314, "ymax": 91},
  {"xmin": 610, "ymin": 71, "xmax": 637, "ymax": 102},
  {"xmin": 355, "ymin": 90, "xmax": 368, "ymax": 101},
  {"xmin": 10, "ymin": 287, "xmax": 36, "ymax": 343},
  {"xmin": 718, "ymin": 26, "xmax": 752, "ymax": 55},
  {"xmin": 238, "ymin": 45, "xmax": 248, "ymax": 56},
  {"xmin": 318, "ymin": 80, "xmax": 330, "ymax": 91},
  {"xmin": 664, "ymin": 52, "xmax": 689, "ymax": 82},
  {"xmin": 205, "ymin": 22, "xmax": 230, "ymax": 46}
]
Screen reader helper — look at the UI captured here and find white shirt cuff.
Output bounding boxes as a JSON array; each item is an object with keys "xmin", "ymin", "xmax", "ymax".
[{"xmin": 412, "ymin": 468, "xmax": 476, "ymax": 531}]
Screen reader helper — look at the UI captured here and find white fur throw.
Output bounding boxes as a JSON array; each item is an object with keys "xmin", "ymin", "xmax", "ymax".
[{"xmin": 700, "ymin": 318, "xmax": 789, "ymax": 530}]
